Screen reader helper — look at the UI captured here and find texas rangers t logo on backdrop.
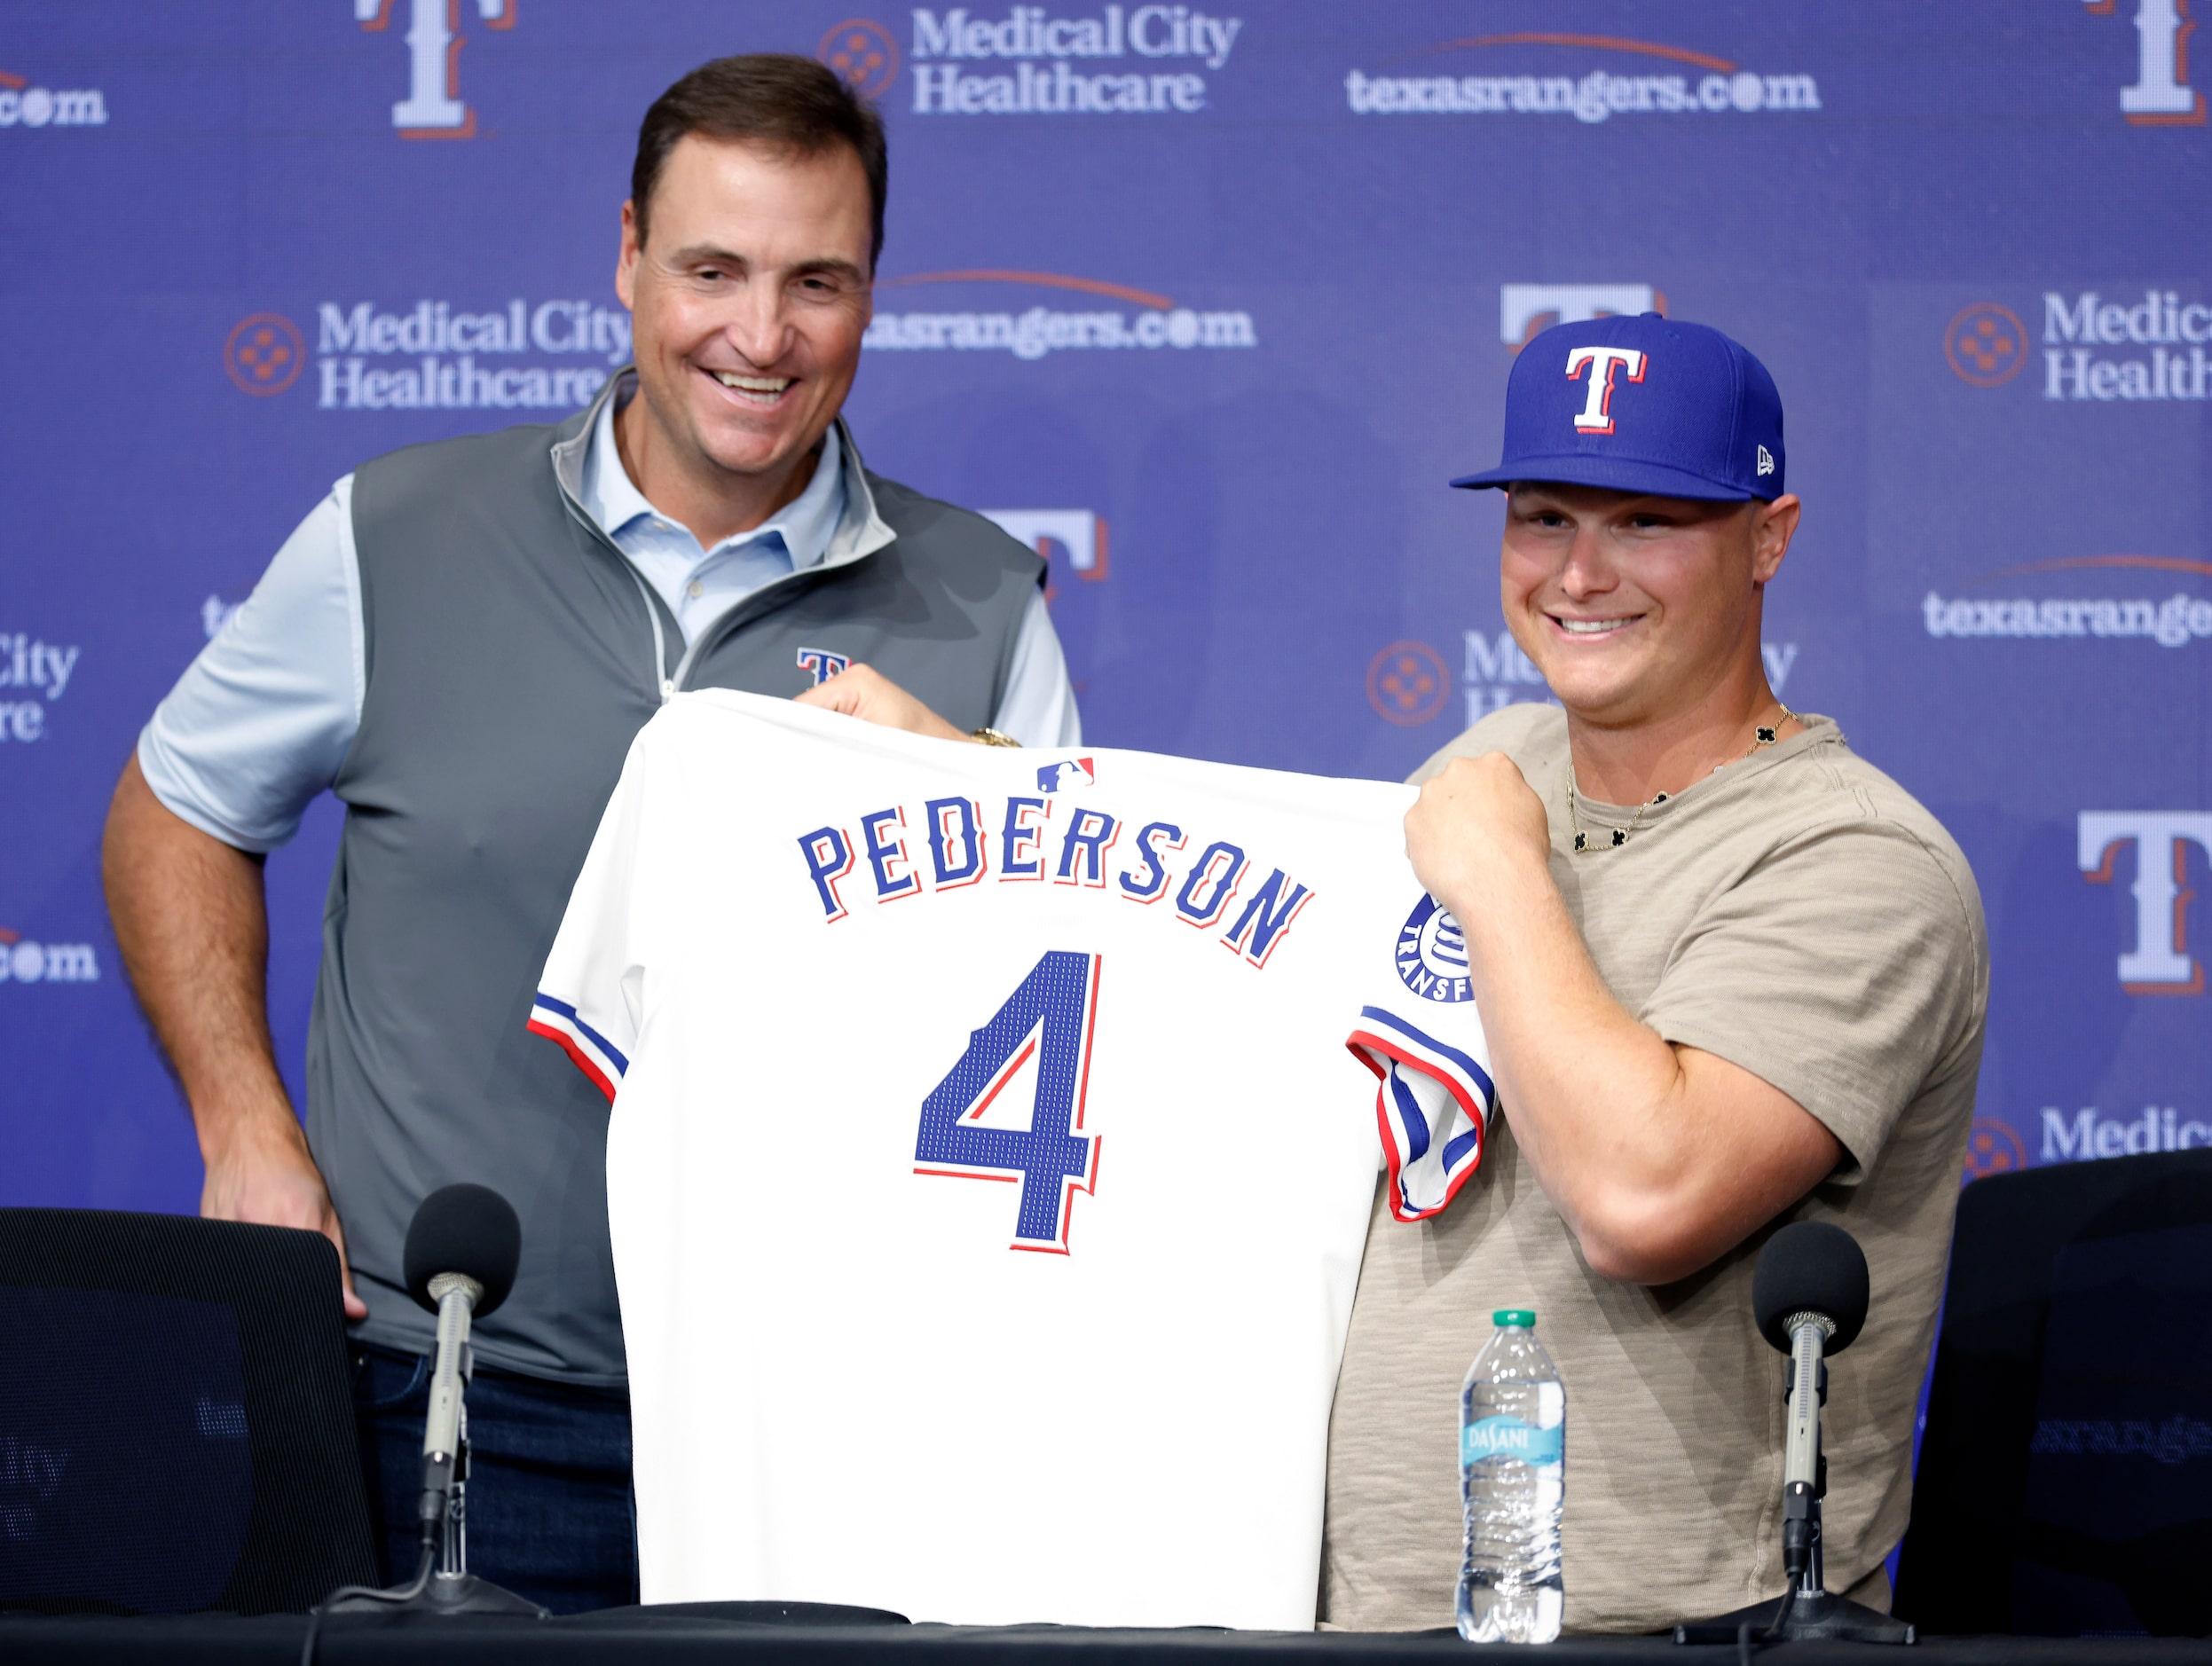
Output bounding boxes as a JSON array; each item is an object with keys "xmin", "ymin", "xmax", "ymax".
[
  {"xmin": 2084, "ymin": 0, "xmax": 2204, "ymax": 124},
  {"xmin": 1500, "ymin": 285, "xmax": 1661, "ymax": 350},
  {"xmin": 796, "ymin": 647, "xmax": 851, "ymax": 686},
  {"xmin": 355, "ymin": 0, "xmax": 514, "ymax": 138},
  {"xmin": 2080, "ymin": 812, "xmax": 2212, "ymax": 992},
  {"xmin": 1565, "ymin": 345, "xmax": 1648, "ymax": 433}
]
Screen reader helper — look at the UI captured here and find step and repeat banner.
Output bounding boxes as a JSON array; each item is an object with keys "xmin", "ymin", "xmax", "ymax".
[{"xmin": 1, "ymin": 2, "xmax": 2206, "ymax": 1214}]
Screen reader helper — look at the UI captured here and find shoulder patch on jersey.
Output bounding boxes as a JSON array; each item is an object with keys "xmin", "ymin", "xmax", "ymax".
[{"xmin": 1395, "ymin": 892, "xmax": 1476, "ymax": 1004}]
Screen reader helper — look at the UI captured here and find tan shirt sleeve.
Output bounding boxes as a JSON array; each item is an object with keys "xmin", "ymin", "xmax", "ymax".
[{"xmin": 1638, "ymin": 817, "xmax": 1983, "ymax": 1182}]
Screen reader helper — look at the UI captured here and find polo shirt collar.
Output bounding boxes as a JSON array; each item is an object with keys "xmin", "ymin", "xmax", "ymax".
[{"xmin": 581, "ymin": 373, "xmax": 847, "ymax": 571}]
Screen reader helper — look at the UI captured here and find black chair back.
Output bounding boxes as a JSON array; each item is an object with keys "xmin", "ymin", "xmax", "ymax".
[
  {"xmin": 0, "ymin": 1208, "xmax": 378, "ymax": 1615},
  {"xmin": 1894, "ymin": 1148, "xmax": 2212, "ymax": 1636}
]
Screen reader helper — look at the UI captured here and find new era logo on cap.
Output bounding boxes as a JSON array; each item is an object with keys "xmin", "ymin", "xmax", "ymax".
[{"xmin": 1452, "ymin": 312, "xmax": 1787, "ymax": 503}]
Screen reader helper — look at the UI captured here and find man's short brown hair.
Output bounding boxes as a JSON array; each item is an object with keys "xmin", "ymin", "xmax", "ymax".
[{"xmin": 631, "ymin": 54, "xmax": 888, "ymax": 270}]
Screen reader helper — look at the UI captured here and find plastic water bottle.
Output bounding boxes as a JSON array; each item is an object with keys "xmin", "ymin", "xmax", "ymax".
[{"xmin": 1457, "ymin": 1308, "xmax": 1564, "ymax": 1643}]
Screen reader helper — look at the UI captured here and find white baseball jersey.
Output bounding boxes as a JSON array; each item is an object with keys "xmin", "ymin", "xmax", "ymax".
[{"xmin": 531, "ymin": 691, "xmax": 1492, "ymax": 1629}]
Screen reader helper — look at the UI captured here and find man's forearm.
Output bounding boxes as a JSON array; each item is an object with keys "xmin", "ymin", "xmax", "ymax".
[
  {"xmin": 1406, "ymin": 753, "xmax": 1841, "ymax": 1285},
  {"xmin": 102, "ymin": 755, "xmax": 298, "ymax": 1157},
  {"xmin": 1442, "ymin": 849, "xmax": 1703, "ymax": 1269},
  {"xmin": 106, "ymin": 757, "xmax": 370, "ymax": 1317}
]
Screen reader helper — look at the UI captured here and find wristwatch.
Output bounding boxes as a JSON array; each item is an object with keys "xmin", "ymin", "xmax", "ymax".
[{"xmin": 969, "ymin": 727, "xmax": 1020, "ymax": 747}]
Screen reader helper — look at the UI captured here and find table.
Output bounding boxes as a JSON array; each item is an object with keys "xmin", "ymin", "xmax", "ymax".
[{"xmin": 3, "ymin": 1610, "xmax": 2209, "ymax": 1666}]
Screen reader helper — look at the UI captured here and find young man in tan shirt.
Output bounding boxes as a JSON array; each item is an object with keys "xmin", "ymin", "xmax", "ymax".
[{"xmin": 1321, "ymin": 314, "xmax": 1988, "ymax": 1633}]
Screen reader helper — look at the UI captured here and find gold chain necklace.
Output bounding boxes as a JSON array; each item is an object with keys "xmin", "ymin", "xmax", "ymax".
[{"xmin": 1568, "ymin": 705, "xmax": 1803, "ymax": 853}]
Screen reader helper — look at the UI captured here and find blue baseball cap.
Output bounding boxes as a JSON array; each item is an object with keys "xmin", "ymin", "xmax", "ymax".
[{"xmin": 1452, "ymin": 313, "xmax": 1786, "ymax": 502}]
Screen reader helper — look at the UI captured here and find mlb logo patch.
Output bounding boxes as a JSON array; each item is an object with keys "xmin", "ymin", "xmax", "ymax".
[{"xmin": 1036, "ymin": 758, "xmax": 1096, "ymax": 793}]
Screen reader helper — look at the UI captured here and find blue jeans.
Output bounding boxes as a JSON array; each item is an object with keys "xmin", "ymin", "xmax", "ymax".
[{"xmin": 351, "ymin": 1344, "xmax": 639, "ymax": 1615}]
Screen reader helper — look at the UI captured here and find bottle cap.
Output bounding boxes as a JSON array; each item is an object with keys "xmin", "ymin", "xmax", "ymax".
[{"xmin": 1493, "ymin": 1308, "xmax": 1536, "ymax": 1327}]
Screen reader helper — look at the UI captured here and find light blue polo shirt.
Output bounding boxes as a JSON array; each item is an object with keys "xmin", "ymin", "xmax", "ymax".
[{"xmin": 140, "ymin": 399, "xmax": 1080, "ymax": 851}]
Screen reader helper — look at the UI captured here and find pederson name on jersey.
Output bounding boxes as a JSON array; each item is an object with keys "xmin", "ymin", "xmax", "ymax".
[{"xmin": 796, "ymin": 790, "xmax": 1316, "ymax": 970}]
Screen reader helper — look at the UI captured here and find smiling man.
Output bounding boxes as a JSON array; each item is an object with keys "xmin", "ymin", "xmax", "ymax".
[
  {"xmin": 102, "ymin": 56, "xmax": 1072, "ymax": 1610},
  {"xmin": 1319, "ymin": 316, "xmax": 1988, "ymax": 1633}
]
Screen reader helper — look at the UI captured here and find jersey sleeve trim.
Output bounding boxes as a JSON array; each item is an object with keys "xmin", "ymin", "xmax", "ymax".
[
  {"xmin": 527, "ymin": 993, "xmax": 628, "ymax": 1104},
  {"xmin": 1347, "ymin": 1005, "xmax": 1493, "ymax": 1222}
]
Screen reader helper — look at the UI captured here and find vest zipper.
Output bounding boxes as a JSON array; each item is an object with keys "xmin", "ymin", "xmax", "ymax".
[
  {"xmin": 664, "ymin": 562, "xmax": 829, "ymax": 694},
  {"xmin": 553, "ymin": 426, "xmax": 879, "ymax": 706},
  {"xmin": 620, "ymin": 568, "xmax": 673, "ymax": 704},
  {"xmin": 628, "ymin": 559, "xmax": 826, "ymax": 704}
]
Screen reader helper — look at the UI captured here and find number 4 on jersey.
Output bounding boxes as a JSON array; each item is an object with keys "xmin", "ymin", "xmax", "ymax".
[{"xmin": 913, "ymin": 951, "xmax": 1103, "ymax": 1253}]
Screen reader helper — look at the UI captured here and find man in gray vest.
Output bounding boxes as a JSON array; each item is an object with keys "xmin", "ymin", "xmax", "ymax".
[{"xmin": 101, "ymin": 55, "xmax": 1074, "ymax": 1612}]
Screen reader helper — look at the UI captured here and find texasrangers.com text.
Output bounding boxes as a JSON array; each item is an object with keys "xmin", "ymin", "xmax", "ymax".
[
  {"xmin": 1344, "ymin": 68, "xmax": 1821, "ymax": 122},
  {"xmin": 866, "ymin": 304, "xmax": 1256, "ymax": 359},
  {"xmin": 1922, "ymin": 592, "xmax": 2212, "ymax": 648}
]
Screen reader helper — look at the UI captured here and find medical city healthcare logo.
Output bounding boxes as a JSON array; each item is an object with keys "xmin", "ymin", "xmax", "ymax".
[
  {"xmin": 821, "ymin": 7, "xmax": 1246, "ymax": 114},
  {"xmin": 820, "ymin": 20, "xmax": 901, "ymax": 98},
  {"xmin": 0, "ymin": 633, "xmax": 83, "ymax": 743},
  {"xmin": 2040, "ymin": 1105, "xmax": 2212, "ymax": 1160},
  {"xmin": 1345, "ymin": 31, "xmax": 1821, "ymax": 122},
  {"xmin": 225, "ymin": 314, "xmax": 306, "ymax": 397},
  {"xmin": 2041, "ymin": 289, "xmax": 2212, "ymax": 401},
  {"xmin": 227, "ymin": 300, "xmax": 630, "ymax": 411},
  {"xmin": 354, "ymin": 0, "xmax": 514, "ymax": 138},
  {"xmin": 1367, "ymin": 642, "xmax": 1448, "ymax": 727},
  {"xmin": 0, "ymin": 67, "xmax": 107, "ymax": 131},
  {"xmin": 1944, "ymin": 303, "xmax": 2028, "ymax": 387},
  {"xmin": 1962, "ymin": 1119, "xmax": 2027, "ymax": 1181},
  {"xmin": 863, "ymin": 270, "xmax": 1256, "ymax": 358},
  {"xmin": 1951, "ymin": 289, "xmax": 2212, "ymax": 401}
]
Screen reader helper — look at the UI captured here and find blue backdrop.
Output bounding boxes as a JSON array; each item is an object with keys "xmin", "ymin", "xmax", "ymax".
[{"xmin": 2, "ymin": 1, "xmax": 2206, "ymax": 1214}]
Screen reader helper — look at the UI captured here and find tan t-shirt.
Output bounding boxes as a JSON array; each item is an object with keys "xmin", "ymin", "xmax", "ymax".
[{"xmin": 1319, "ymin": 704, "xmax": 1988, "ymax": 1635}]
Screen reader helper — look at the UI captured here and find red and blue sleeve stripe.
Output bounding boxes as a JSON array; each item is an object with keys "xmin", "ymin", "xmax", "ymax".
[
  {"xmin": 1346, "ymin": 1005, "xmax": 1494, "ymax": 1222},
  {"xmin": 527, "ymin": 993, "xmax": 629, "ymax": 1104}
]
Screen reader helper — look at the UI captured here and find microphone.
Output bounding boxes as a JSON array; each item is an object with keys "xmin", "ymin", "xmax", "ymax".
[
  {"xmin": 308, "ymin": 1185, "xmax": 543, "ymax": 1652},
  {"xmin": 1673, "ymin": 1222, "xmax": 1910, "ymax": 1647},
  {"xmin": 403, "ymin": 1184, "xmax": 522, "ymax": 1568},
  {"xmin": 1752, "ymin": 1221, "xmax": 1870, "ymax": 1588}
]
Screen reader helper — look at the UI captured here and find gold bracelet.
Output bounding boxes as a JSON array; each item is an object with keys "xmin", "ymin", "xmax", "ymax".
[{"xmin": 970, "ymin": 727, "xmax": 1020, "ymax": 748}]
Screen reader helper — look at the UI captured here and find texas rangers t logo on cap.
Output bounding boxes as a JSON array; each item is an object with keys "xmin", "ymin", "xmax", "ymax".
[
  {"xmin": 1565, "ymin": 345, "xmax": 1647, "ymax": 435},
  {"xmin": 1450, "ymin": 313, "xmax": 1787, "ymax": 503}
]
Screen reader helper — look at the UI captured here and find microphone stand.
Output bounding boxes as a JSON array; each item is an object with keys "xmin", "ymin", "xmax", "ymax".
[
  {"xmin": 1674, "ymin": 1312, "xmax": 1914, "ymax": 1647},
  {"xmin": 307, "ymin": 1277, "xmax": 546, "ymax": 1663}
]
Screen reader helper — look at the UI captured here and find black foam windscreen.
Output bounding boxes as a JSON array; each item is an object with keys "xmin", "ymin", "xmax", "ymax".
[
  {"xmin": 402, "ymin": 1184, "xmax": 521, "ymax": 1318},
  {"xmin": 1752, "ymin": 1220, "xmax": 1870, "ymax": 1356}
]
